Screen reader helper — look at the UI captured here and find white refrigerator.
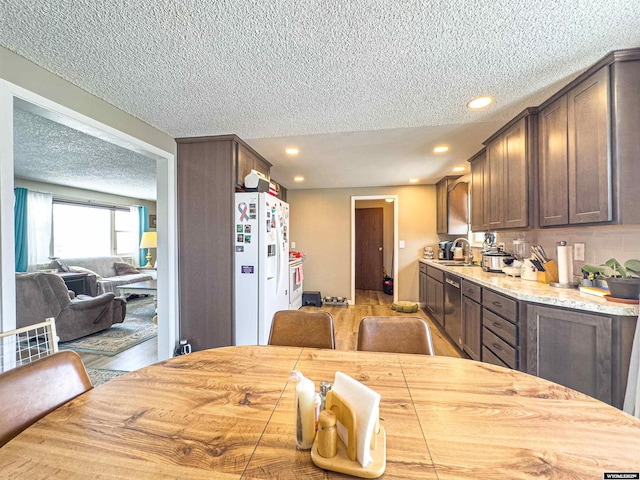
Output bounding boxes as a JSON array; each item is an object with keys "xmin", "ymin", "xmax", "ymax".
[{"xmin": 234, "ymin": 192, "xmax": 290, "ymax": 345}]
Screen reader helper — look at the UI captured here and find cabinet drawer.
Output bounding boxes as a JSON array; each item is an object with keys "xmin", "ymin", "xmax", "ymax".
[
  {"xmin": 427, "ymin": 266, "xmax": 444, "ymax": 282},
  {"xmin": 419, "ymin": 262, "xmax": 427, "ymax": 274},
  {"xmin": 483, "ymin": 327, "xmax": 517, "ymax": 369},
  {"xmin": 482, "ymin": 345, "xmax": 509, "ymax": 369},
  {"xmin": 483, "ymin": 309, "xmax": 517, "ymax": 346},
  {"xmin": 462, "ymin": 280, "xmax": 481, "ymax": 303},
  {"xmin": 483, "ymin": 289, "xmax": 517, "ymax": 322}
]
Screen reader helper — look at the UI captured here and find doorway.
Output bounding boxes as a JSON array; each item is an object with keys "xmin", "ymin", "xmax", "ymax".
[
  {"xmin": 350, "ymin": 195, "xmax": 398, "ymax": 304},
  {"xmin": 0, "ymin": 79, "xmax": 177, "ymax": 361}
]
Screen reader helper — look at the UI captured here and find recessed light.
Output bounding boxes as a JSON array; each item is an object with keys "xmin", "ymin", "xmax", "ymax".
[
  {"xmin": 453, "ymin": 166, "xmax": 465, "ymax": 172},
  {"xmin": 385, "ymin": 198, "xmax": 394, "ymax": 203},
  {"xmin": 293, "ymin": 176, "xmax": 304, "ymax": 182},
  {"xmin": 409, "ymin": 178, "xmax": 419, "ymax": 183},
  {"xmin": 467, "ymin": 96, "xmax": 493, "ymax": 109},
  {"xmin": 285, "ymin": 148, "xmax": 299, "ymax": 155},
  {"xmin": 433, "ymin": 145, "xmax": 449, "ymax": 153}
]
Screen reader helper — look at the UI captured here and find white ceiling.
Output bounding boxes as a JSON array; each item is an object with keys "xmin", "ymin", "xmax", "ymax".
[{"xmin": 4, "ymin": 0, "xmax": 640, "ymax": 197}]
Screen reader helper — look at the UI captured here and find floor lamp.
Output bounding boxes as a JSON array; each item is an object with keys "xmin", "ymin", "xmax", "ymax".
[{"xmin": 140, "ymin": 232, "xmax": 157, "ymax": 268}]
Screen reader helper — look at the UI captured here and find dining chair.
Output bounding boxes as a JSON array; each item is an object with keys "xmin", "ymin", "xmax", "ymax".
[
  {"xmin": 0, "ymin": 350, "xmax": 93, "ymax": 447},
  {"xmin": 268, "ymin": 310, "xmax": 336, "ymax": 349},
  {"xmin": 356, "ymin": 316, "xmax": 435, "ymax": 355}
]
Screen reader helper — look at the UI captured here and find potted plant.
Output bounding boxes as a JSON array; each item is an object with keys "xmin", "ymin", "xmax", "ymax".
[{"xmin": 582, "ymin": 258, "xmax": 640, "ymax": 300}]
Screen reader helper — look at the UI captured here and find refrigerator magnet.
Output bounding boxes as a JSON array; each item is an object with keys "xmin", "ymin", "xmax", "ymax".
[
  {"xmin": 238, "ymin": 202, "xmax": 249, "ymax": 221},
  {"xmin": 249, "ymin": 213, "xmax": 256, "ymax": 219},
  {"xmin": 235, "ymin": 246, "xmax": 244, "ymax": 252},
  {"xmin": 237, "ymin": 234, "xmax": 244, "ymax": 242},
  {"xmin": 245, "ymin": 235, "xmax": 251, "ymax": 243},
  {"xmin": 244, "ymin": 225, "xmax": 251, "ymax": 233},
  {"xmin": 266, "ymin": 220, "xmax": 271, "ymax": 232},
  {"xmin": 241, "ymin": 266, "xmax": 254, "ymax": 274},
  {"xmin": 236, "ymin": 224, "xmax": 243, "ymax": 233}
]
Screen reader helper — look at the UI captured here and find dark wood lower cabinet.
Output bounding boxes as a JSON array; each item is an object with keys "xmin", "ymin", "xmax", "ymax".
[
  {"xmin": 462, "ymin": 295, "xmax": 481, "ymax": 360},
  {"xmin": 426, "ymin": 276, "xmax": 444, "ymax": 327},
  {"xmin": 526, "ymin": 304, "xmax": 636, "ymax": 409}
]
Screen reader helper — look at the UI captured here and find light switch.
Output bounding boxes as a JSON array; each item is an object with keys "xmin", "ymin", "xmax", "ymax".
[
  {"xmin": 574, "ymin": 242, "xmax": 585, "ymax": 261},
  {"xmin": 399, "ymin": 240, "xmax": 405, "ymax": 249},
  {"xmin": 291, "ymin": 242, "xmax": 296, "ymax": 249}
]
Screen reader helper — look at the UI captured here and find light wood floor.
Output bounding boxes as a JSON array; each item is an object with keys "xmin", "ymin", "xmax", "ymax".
[{"xmin": 79, "ymin": 289, "xmax": 463, "ymax": 371}]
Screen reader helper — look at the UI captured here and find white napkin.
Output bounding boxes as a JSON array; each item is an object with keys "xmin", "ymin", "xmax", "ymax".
[{"xmin": 332, "ymin": 371, "xmax": 381, "ymax": 467}]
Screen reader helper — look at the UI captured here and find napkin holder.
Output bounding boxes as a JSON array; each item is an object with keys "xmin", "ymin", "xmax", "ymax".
[{"xmin": 310, "ymin": 390, "xmax": 386, "ymax": 478}]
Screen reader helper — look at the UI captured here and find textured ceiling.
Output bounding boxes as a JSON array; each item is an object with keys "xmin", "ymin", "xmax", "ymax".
[{"xmin": 3, "ymin": 0, "xmax": 640, "ymax": 196}]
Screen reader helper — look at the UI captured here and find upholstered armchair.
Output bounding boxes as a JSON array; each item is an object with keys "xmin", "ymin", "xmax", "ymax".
[{"xmin": 15, "ymin": 273, "xmax": 126, "ymax": 342}]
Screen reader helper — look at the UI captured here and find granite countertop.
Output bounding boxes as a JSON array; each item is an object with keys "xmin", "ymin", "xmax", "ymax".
[{"xmin": 419, "ymin": 258, "xmax": 639, "ymax": 317}]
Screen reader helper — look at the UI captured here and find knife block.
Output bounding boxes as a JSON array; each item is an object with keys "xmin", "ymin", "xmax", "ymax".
[
  {"xmin": 537, "ymin": 260, "xmax": 559, "ymax": 284},
  {"xmin": 310, "ymin": 390, "xmax": 386, "ymax": 478}
]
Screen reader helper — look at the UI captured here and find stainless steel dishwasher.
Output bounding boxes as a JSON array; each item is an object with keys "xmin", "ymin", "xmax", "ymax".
[{"xmin": 444, "ymin": 273, "xmax": 462, "ymax": 349}]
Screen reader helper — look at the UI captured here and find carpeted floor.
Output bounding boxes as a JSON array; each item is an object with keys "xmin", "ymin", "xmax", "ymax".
[{"xmin": 60, "ymin": 297, "xmax": 157, "ymax": 356}]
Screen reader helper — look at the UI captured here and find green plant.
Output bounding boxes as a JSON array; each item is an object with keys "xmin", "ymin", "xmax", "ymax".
[{"xmin": 582, "ymin": 258, "xmax": 640, "ymax": 279}]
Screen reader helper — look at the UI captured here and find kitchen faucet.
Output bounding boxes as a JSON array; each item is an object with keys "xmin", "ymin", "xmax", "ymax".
[{"xmin": 450, "ymin": 238, "xmax": 472, "ymax": 264}]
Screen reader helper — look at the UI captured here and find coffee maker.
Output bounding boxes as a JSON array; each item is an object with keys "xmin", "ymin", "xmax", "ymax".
[{"xmin": 438, "ymin": 241, "xmax": 454, "ymax": 260}]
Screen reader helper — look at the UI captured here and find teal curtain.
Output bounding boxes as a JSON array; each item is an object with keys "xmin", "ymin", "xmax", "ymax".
[
  {"xmin": 138, "ymin": 206, "xmax": 148, "ymax": 266},
  {"xmin": 14, "ymin": 188, "xmax": 28, "ymax": 272}
]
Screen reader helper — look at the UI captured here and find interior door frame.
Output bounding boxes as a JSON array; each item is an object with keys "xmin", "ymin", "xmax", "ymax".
[
  {"xmin": 0, "ymin": 79, "xmax": 178, "ymax": 361},
  {"xmin": 350, "ymin": 195, "xmax": 398, "ymax": 304}
]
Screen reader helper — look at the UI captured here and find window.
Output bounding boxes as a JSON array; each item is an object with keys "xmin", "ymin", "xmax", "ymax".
[{"xmin": 52, "ymin": 202, "xmax": 138, "ymax": 259}]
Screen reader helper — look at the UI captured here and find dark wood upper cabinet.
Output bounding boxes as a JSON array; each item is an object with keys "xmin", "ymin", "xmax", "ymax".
[
  {"xmin": 480, "ymin": 111, "xmax": 535, "ymax": 230},
  {"xmin": 236, "ymin": 143, "xmax": 272, "ymax": 189},
  {"xmin": 537, "ymin": 49, "xmax": 640, "ymax": 227},
  {"xmin": 469, "ymin": 150, "xmax": 487, "ymax": 232},
  {"xmin": 436, "ymin": 176, "xmax": 468, "ymax": 235},
  {"xmin": 538, "ymin": 96, "xmax": 569, "ymax": 226},
  {"xmin": 568, "ymin": 66, "xmax": 612, "ymax": 224}
]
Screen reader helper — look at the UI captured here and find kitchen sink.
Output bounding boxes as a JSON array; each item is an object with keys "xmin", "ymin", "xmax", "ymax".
[{"xmin": 432, "ymin": 260, "xmax": 474, "ymax": 267}]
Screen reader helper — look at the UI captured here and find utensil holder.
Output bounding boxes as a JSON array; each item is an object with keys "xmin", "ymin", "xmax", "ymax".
[{"xmin": 537, "ymin": 260, "xmax": 559, "ymax": 284}]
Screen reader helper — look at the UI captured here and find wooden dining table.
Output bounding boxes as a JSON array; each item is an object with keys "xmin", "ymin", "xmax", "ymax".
[{"xmin": 2, "ymin": 346, "xmax": 639, "ymax": 479}]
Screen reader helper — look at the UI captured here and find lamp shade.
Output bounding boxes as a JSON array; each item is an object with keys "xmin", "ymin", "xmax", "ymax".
[{"xmin": 139, "ymin": 232, "xmax": 157, "ymax": 249}]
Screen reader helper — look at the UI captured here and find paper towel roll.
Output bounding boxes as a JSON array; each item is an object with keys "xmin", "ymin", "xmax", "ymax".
[{"xmin": 557, "ymin": 244, "xmax": 573, "ymax": 284}]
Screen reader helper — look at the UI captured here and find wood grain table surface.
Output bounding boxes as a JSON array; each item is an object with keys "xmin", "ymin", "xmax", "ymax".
[{"xmin": 1, "ymin": 346, "xmax": 639, "ymax": 479}]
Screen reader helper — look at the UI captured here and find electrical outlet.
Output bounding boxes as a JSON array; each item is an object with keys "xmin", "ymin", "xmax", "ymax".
[
  {"xmin": 291, "ymin": 241, "xmax": 296, "ymax": 249},
  {"xmin": 399, "ymin": 240, "xmax": 405, "ymax": 249},
  {"xmin": 574, "ymin": 242, "xmax": 585, "ymax": 261}
]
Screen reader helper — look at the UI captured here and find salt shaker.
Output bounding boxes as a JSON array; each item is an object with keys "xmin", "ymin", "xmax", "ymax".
[{"xmin": 319, "ymin": 381, "xmax": 332, "ymax": 411}]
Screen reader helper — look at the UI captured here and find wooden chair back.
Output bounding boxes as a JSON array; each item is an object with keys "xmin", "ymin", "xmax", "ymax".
[
  {"xmin": 357, "ymin": 316, "xmax": 435, "ymax": 355},
  {"xmin": 268, "ymin": 310, "xmax": 336, "ymax": 349},
  {"xmin": 0, "ymin": 350, "xmax": 92, "ymax": 447}
]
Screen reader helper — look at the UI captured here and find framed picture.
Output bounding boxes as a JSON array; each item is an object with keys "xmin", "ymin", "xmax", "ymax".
[{"xmin": 149, "ymin": 214, "xmax": 157, "ymax": 228}]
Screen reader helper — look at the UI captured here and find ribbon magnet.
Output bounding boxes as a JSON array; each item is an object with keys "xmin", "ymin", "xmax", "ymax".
[{"xmin": 238, "ymin": 202, "xmax": 249, "ymax": 221}]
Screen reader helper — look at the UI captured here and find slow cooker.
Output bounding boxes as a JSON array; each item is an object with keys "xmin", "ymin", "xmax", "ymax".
[{"xmin": 481, "ymin": 250, "xmax": 514, "ymax": 272}]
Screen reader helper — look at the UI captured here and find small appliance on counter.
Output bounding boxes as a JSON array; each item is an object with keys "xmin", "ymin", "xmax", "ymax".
[
  {"xmin": 438, "ymin": 241, "xmax": 454, "ymax": 260},
  {"xmin": 481, "ymin": 249, "xmax": 514, "ymax": 273}
]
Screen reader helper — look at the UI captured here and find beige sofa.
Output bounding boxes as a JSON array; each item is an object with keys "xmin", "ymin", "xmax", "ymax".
[{"xmin": 29, "ymin": 256, "xmax": 153, "ymax": 296}]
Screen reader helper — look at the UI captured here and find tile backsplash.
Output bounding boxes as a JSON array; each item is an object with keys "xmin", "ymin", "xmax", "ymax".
[{"xmin": 495, "ymin": 225, "xmax": 640, "ymax": 281}]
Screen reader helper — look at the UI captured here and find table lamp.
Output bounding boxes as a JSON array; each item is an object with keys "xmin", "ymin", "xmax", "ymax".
[{"xmin": 139, "ymin": 232, "xmax": 157, "ymax": 268}]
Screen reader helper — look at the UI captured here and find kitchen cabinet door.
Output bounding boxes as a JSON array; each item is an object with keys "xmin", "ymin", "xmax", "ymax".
[
  {"xmin": 567, "ymin": 66, "xmax": 611, "ymax": 224},
  {"xmin": 526, "ymin": 305, "xmax": 612, "ymax": 405},
  {"xmin": 447, "ymin": 182, "xmax": 469, "ymax": 235},
  {"xmin": 485, "ymin": 138, "xmax": 505, "ymax": 230},
  {"xmin": 502, "ymin": 119, "xmax": 528, "ymax": 229},
  {"xmin": 426, "ymin": 276, "xmax": 444, "ymax": 327},
  {"xmin": 462, "ymin": 296, "xmax": 481, "ymax": 361},
  {"xmin": 470, "ymin": 151, "xmax": 486, "ymax": 232},
  {"xmin": 418, "ymin": 267, "xmax": 427, "ymax": 307},
  {"xmin": 436, "ymin": 178, "xmax": 448, "ymax": 234},
  {"xmin": 236, "ymin": 143, "xmax": 271, "ymax": 189},
  {"xmin": 538, "ymin": 96, "xmax": 569, "ymax": 226}
]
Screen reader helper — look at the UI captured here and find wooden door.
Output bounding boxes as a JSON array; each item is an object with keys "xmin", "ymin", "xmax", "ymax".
[
  {"xmin": 539, "ymin": 96, "xmax": 569, "ymax": 226},
  {"xmin": 355, "ymin": 208, "xmax": 383, "ymax": 291},
  {"xmin": 568, "ymin": 66, "xmax": 611, "ymax": 224}
]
